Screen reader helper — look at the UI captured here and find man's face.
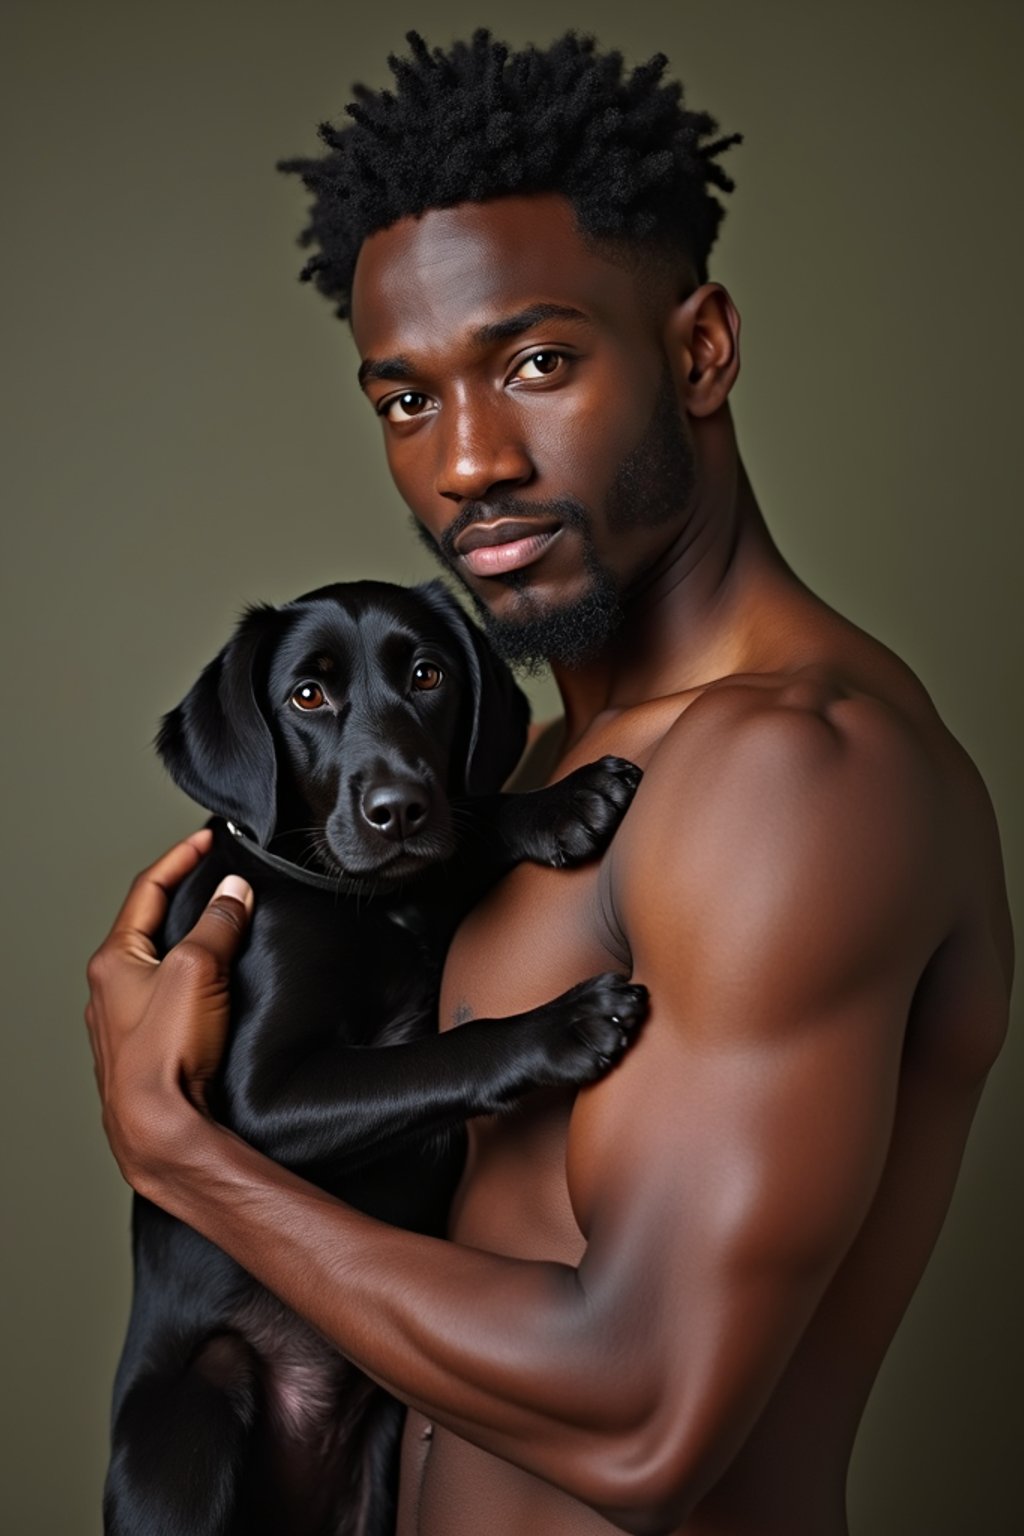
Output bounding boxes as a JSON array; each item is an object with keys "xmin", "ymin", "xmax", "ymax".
[{"xmin": 350, "ymin": 194, "xmax": 697, "ymax": 669}]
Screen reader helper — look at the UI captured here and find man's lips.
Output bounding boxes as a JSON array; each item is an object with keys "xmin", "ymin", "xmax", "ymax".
[{"xmin": 455, "ymin": 519, "xmax": 563, "ymax": 577}]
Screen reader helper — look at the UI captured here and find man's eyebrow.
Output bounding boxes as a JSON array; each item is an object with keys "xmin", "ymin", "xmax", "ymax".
[
  {"xmin": 357, "ymin": 304, "xmax": 590, "ymax": 388},
  {"xmin": 358, "ymin": 355, "xmax": 416, "ymax": 387},
  {"xmin": 470, "ymin": 303, "xmax": 590, "ymax": 347}
]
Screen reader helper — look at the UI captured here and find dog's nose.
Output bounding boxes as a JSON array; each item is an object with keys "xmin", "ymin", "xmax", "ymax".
[{"xmin": 361, "ymin": 782, "xmax": 431, "ymax": 842}]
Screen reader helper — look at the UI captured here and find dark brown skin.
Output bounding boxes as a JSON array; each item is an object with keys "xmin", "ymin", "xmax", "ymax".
[{"xmin": 86, "ymin": 194, "xmax": 1013, "ymax": 1536}]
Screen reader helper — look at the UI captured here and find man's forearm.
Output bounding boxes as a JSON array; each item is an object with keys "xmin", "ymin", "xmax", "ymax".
[{"xmin": 138, "ymin": 1107, "xmax": 657, "ymax": 1518}]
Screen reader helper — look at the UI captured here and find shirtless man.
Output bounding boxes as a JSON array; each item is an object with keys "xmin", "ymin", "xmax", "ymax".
[{"xmin": 86, "ymin": 32, "xmax": 1012, "ymax": 1536}]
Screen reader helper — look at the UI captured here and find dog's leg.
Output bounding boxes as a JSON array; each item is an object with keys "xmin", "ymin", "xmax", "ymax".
[
  {"xmin": 105, "ymin": 1331, "xmax": 260, "ymax": 1536},
  {"xmin": 224, "ymin": 972, "xmax": 647, "ymax": 1174},
  {"xmin": 461, "ymin": 754, "xmax": 643, "ymax": 872}
]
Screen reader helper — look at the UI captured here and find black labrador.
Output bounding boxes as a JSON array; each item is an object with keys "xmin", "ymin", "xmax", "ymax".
[{"xmin": 105, "ymin": 578, "xmax": 646, "ymax": 1536}]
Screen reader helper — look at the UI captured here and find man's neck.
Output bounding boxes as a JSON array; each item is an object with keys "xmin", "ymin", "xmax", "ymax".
[{"xmin": 551, "ymin": 420, "xmax": 801, "ymax": 744}]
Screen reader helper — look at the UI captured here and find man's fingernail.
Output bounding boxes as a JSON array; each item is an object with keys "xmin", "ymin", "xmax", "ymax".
[{"xmin": 213, "ymin": 875, "xmax": 253, "ymax": 909}]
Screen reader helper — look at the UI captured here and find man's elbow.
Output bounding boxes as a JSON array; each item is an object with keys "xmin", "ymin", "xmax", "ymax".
[
  {"xmin": 575, "ymin": 1426, "xmax": 710, "ymax": 1536},
  {"xmin": 594, "ymin": 1495, "xmax": 693, "ymax": 1536},
  {"xmin": 594, "ymin": 1481, "xmax": 696, "ymax": 1536}
]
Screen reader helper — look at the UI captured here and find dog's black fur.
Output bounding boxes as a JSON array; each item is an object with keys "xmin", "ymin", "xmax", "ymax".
[{"xmin": 105, "ymin": 579, "xmax": 646, "ymax": 1536}]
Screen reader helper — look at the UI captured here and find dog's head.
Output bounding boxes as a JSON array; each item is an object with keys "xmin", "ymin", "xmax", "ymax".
[{"xmin": 156, "ymin": 579, "xmax": 530, "ymax": 881}]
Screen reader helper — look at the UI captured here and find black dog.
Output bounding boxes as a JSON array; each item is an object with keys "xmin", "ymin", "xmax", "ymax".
[{"xmin": 105, "ymin": 579, "xmax": 646, "ymax": 1536}]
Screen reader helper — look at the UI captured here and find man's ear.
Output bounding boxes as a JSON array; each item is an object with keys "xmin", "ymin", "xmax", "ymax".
[
  {"xmin": 665, "ymin": 282, "xmax": 741, "ymax": 418},
  {"xmin": 412, "ymin": 580, "xmax": 531, "ymax": 795},
  {"xmin": 156, "ymin": 604, "xmax": 284, "ymax": 844}
]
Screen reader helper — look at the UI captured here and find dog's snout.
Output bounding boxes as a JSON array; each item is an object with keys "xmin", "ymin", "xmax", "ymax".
[{"xmin": 361, "ymin": 782, "xmax": 431, "ymax": 842}]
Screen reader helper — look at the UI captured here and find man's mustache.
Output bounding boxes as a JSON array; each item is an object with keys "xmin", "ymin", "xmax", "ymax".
[{"xmin": 438, "ymin": 496, "xmax": 590, "ymax": 564}]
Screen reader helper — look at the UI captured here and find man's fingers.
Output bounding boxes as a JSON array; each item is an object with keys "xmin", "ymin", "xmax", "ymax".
[
  {"xmin": 107, "ymin": 830, "xmax": 214, "ymax": 955},
  {"xmin": 170, "ymin": 876, "xmax": 255, "ymax": 976}
]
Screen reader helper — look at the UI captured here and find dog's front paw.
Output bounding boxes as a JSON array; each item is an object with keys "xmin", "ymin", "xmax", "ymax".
[
  {"xmin": 529, "ymin": 756, "xmax": 644, "ymax": 868},
  {"xmin": 531, "ymin": 972, "xmax": 648, "ymax": 1087}
]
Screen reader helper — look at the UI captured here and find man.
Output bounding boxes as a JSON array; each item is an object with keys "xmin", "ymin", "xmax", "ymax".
[{"xmin": 86, "ymin": 31, "xmax": 1012, "ymax": 1536}]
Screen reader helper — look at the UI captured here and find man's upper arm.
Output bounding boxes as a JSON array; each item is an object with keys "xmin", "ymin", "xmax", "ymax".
[{"xmin": 563, "ymin": 689, "xmax": 943, "ymax": 1510}]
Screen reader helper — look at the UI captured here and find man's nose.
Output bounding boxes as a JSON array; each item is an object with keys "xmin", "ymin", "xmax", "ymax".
[{"xmin": 435, "ymin": 399, "xmax": 534, "ymax": 504}]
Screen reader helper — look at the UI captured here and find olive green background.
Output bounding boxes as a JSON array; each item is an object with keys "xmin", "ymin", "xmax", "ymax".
[{"xmin": 3, "ymin": 1, "xmax": 1021, "ymax": 1529}]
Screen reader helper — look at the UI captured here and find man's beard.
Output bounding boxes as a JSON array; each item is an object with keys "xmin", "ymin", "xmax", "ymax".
[{"xmin": 412, "ymin": 369, "xmax": 695, "ymax": 673}]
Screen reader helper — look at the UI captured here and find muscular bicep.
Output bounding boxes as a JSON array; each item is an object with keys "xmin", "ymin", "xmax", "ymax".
[{"xmin": 563, "ymin": 695, "xmax": 942, "ymax": 1493}]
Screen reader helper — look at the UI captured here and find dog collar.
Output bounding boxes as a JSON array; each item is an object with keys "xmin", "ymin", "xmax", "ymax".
[
  {"xmin": 223, "ymin": 820, "xmax": 374, "ymax": 895},
  {"xmin": 222, "ymin": 821, "xmax": 434, "ymax": 942}
]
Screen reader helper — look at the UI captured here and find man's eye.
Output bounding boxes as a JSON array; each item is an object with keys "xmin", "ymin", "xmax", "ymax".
[
  {"xmin": 514, "ymin": 351, "xmax": 564, "ymax": 380},
  {"xmin": 291, "ymin": 682, "xmax": 327, "ymax": 711},
  {"xmin": 380, "ymin": 392, "xmax": 433, "ymax": 423},
  {"xmin": 411, "ymin": 662, "xmax": 444, "ymax": 691}
]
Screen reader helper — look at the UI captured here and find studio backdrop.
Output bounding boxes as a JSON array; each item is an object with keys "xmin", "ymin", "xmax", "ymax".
[{"xmin": 2, "ymin": 2, "xmax": 1020, "ymax": 1530}]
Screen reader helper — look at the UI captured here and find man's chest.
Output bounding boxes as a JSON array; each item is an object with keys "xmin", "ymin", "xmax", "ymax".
[
  {"xmin": 438, "ymin": 855, "xmax": 628, "ymax": 1262},
  {"xmin": 447, "ymin": 694, "xmax": 688, "ymax": 1028},
  {"xmin": 435, "ymin": 698, "xmax": 693, "ymax": 1258},
  {"xmin": 441, "ymin": 850, "xmax": 628, "ymax": 1026}
]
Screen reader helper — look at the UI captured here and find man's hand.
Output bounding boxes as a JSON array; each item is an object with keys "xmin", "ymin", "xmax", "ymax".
[{"xmin": 85, "ymin": 830, "xmax": 253, "ymax": 1186}]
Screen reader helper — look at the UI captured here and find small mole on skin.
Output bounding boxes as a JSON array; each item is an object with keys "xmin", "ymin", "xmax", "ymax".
[{"xmin": 452, "ymin": 1001, "xmax": 474, "ymax": 1028}]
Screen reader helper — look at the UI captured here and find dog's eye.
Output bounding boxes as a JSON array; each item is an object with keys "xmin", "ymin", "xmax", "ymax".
[
  {"xmin": 291, "ymin": 682, "xmax": 327, "ymax": 711},
  {"xmin": 411, "ymin": 662, "xmax": 444, "ymax": 692}
]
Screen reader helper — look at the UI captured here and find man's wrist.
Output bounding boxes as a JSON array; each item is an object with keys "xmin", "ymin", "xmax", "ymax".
[{"xmin": 114, "ymin": 1090, "xmax": 221, "ymax": 1201}]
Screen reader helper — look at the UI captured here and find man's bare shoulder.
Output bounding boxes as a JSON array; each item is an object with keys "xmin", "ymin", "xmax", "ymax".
[
  {"xmin": 608, "ymin": 662, "xmax": 975, "ymax": 1010},
  {"xmin": 633, "ymin": 660, "xmax": 943, "ymax": 830},
  {"xmin": 622, "ymin": 644, "xmax": 997, "ymax": 859}
]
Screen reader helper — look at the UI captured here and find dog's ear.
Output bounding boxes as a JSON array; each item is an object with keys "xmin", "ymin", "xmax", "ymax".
[
  {"xmin": 413, "ymin": 580, "xmax": 531, "ymax": 795},
  {"xmin": 156, "ymin": 603, "xmax": 283, "ymax": 843}
]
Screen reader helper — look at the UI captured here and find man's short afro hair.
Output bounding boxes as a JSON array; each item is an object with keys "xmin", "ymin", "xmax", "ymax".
[{"xmin": 279, "ymin": 30, "xmax": 741, "ymax": 319}]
